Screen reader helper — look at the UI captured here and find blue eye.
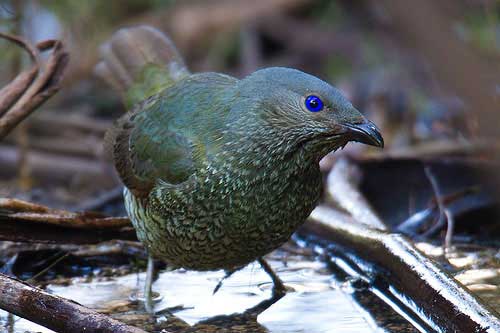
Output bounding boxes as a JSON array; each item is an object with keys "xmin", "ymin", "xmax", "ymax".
[{"xmin": 305, "ymin": 95, "xmax": 324, "ymax": 112}]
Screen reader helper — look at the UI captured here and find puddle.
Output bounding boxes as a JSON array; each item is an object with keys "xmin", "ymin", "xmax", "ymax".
[
  {"xmin": 1, "ymin": 255, "xmax": 383, "ymax": 333},
  {"xmin": 4, "ymin": 239, "xmax": 493, "ymax": 332}
]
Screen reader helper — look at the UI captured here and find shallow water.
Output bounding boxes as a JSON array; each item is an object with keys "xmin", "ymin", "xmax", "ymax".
[
  {"xmin": 3, "ymin": 239, "xmax": 496, "ymax": 332},
  {"xmin": 0, "ymin": 255, "xmax": 384, "ymax": 333}
]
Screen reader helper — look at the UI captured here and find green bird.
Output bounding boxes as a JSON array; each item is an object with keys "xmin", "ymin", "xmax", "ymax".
[{"xmin": 96, "ymin": 26, "xmax": 383, "ymax": 312}]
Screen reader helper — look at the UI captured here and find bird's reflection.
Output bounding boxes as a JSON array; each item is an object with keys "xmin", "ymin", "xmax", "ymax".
[{"xmin": 160, "ymin": 290, "xmax": 285, "ymax": 333}]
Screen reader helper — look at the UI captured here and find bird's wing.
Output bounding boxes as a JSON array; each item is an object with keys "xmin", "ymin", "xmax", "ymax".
[
  {"xmin": 107, "ymin": 97, "xmax": 196, "ymax": 199},
  {"xmin": 106, "ymin": 72, "xmax": 238, "ymax": 199}
]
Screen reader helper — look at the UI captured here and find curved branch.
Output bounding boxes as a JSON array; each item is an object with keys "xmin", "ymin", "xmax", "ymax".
[{"xmin": 0, "ymin": 33, "xmax": 69, "ymax": 139}]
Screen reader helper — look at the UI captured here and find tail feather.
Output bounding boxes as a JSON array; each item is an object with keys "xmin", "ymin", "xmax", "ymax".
[{"xmin": 95, "ymin": 25, "xmax": 189, "ymax": 107}]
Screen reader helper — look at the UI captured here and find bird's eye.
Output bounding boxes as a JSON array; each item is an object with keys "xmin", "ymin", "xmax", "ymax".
[{"xmin": 305, "ymin": 95, "xmax": 324, "ymax": 112}]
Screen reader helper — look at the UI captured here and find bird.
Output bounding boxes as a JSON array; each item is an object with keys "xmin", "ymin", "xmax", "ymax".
[{"xmin": 95, "ymin": 25, "xmax": 383, "ymax": 313}]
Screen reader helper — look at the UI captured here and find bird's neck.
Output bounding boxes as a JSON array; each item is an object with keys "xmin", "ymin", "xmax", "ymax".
[{"xmin": 215, "ymin": 127, "xmax": 323, "ymax": 184}]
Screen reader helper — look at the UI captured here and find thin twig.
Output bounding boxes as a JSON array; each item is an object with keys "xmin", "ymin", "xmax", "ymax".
[
  {"xmin": 443, "ymin": 208, "xmax": 455, "ymax": 254},
  {"xmin": 423, "ymin": 165, "xmax": 448, "ymax": 238},
  {"xmin": 26, "ymin": 252, "xmax": 70, "ymax": 284},
  {"xmin": 396, "ymin": 185, "xmax": 480, "ymax": 235}
]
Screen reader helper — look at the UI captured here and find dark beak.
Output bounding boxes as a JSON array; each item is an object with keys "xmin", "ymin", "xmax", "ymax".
[{"xmin": 343, "ymin": 120, "xmax": 384, "ymax": 148}]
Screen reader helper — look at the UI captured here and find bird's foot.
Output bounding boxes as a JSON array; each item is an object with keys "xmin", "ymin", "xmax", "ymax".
[
  {"xmin": 129, "ymin": 289, "xmax": 163, "ymax": 314},
  {"xmin": 258, "ymin": 257, "xmax": 288, "ymax": 298},
  {"xmin": 210, "ymin": 259, "xmax": 288, "ymax": 318},
  {"xmin": 240, "ymin": 257, "xmax": 289, "ymax": 318}
]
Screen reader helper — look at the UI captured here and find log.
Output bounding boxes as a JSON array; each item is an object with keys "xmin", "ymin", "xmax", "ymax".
[
  {"xmin": 301, "ymin": 206, "xmax": 500, "ymax": 333},
  {"xmin": 0, "ymin": 273, "xmax": 148, "ymax": 333}
]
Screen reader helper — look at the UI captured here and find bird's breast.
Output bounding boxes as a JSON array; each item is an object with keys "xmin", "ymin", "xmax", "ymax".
[{"xmin": 126, "ymin": 160, "xmax": 323, "ymax": 270}]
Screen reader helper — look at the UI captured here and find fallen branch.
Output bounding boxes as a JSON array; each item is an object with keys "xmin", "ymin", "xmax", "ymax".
[
  {"xmin": 0, "ymin": 32, "xmax": 69, "ymax": 139},
  {"xmin": 301, "ymin": 206, "xmax": 500, "ymax": 333},
  {"xmin": 0, "ymin": 198, "xmax": 130, "ymax": 229},
  {"xmin": 0, "ymin": 198, "xmax": 136, "ymax": 244},
  {"xmin": 317, "ymin": 158, "xmax": 499, "ymax": 331},
  {"xmin": 0, "ymin": 273, "xmax": 149, "ymax": 333}
]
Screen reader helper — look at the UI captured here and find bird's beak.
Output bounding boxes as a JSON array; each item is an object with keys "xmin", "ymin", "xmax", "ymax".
[{"xmin": 342, "ymin": 120, "xmax": 384, "ymax": 148}]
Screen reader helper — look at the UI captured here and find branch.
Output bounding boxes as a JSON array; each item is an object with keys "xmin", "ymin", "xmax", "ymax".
[
  {"xmin": 0, "ymin": 198, "xmax": 130, "ymax": 229},
  {"xmin": 301, "ymin": 206, "xmax": 500, "ymax": 333},
  {"xmin": 0, "ymin": 198, "xmax": 136, "ymax": 244},
  {"xmin": 0, "ymin": 273, "xmax": 148, "ymax": 333},
  {"xmin": 0, "ymin": 33, "xmax": 69, "ymax": 140}
]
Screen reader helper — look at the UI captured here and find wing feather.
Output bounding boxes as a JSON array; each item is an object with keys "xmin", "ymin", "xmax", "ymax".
[
  {"xmin": 108, "ymin": 97, "xmax": 195, "ymax": 198},
  {"xmin": 105, "ymin": 72, "xmax": 239, "ymax": 199}
]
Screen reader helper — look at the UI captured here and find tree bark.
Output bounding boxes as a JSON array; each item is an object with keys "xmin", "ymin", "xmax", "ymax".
[
  {"xmin": 302, "ymin": 206, "xmax": 500, "ymax": 333},
  {"xmin": 0, "ymin": 273, "xmax": 149, "ymax": 333}
]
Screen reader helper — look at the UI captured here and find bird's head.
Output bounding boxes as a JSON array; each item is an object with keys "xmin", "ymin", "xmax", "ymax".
[{"xmin": 234, "ymin": 67, "xmax": 383, "ymax": 159}]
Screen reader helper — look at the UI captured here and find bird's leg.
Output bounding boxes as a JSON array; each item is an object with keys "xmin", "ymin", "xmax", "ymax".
[
  {"xmin": 144, "ymin": 255, "xmax": 155, "ymax": 314},
  {"xmin": 242, "ymin": 258, "xmax": 287, "ymax": 317},
  {"xmin": 258, "ymin": 257, "xmax": 287, "ymax": 298},
  {"xmin": 130, "ymin": 255, "xmax": 160, "ymax": 313},
  {"xmin": 213, "ymin": 268, "xmax": 238, "ymax": 295}
]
